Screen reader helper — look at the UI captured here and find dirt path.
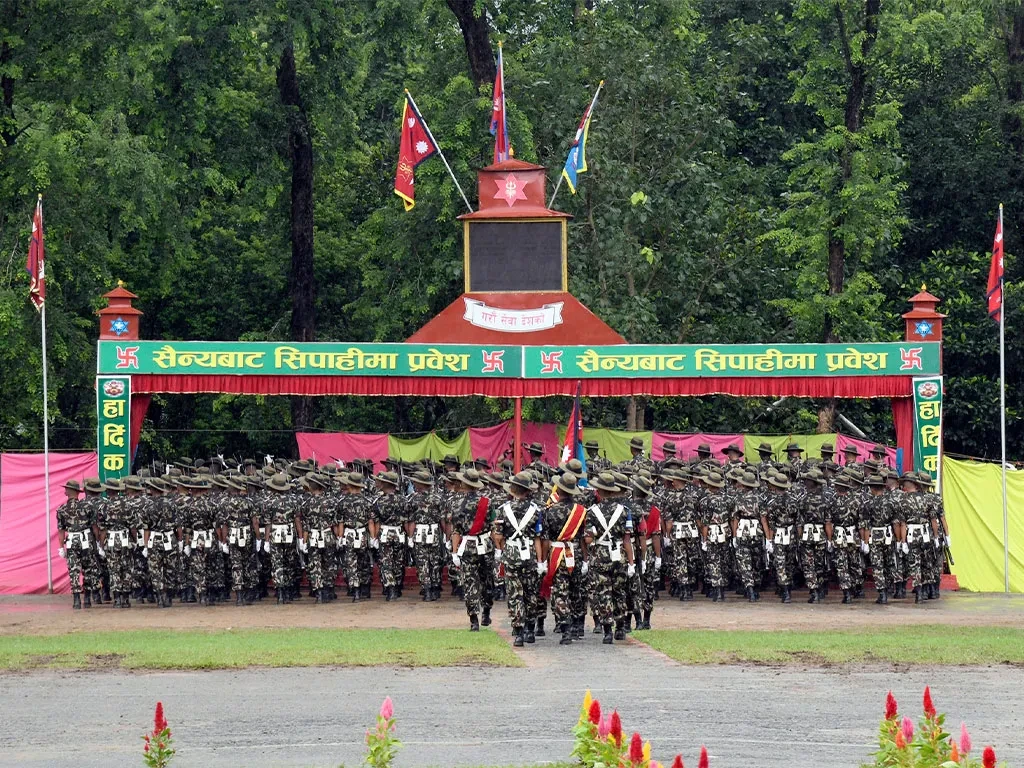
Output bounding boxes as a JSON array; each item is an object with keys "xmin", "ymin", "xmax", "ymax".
[{"xmin": 2, "ymin": 589, "xmax": 1021, "ymax": 635}]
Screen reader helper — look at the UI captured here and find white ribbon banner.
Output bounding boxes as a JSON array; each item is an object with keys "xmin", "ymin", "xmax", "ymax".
[{"xmin": 463, "ymin": 298, "xmax": 564, "ymax": 333}]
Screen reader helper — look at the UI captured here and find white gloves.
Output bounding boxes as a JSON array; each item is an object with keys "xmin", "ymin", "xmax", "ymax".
[
  {"xmin": 254, "ymin": 540, "xmax": 261, "ymax": 553},
  {"xmin": 933, "ymin": 538, "xmax": 941, "ymax": 549},
  {"xmin": 860, "ymin": 541, "xmax": 870, "ymax": 554},
  {"xmin": 944, "ymin": 534, "xmax": 951, "ymax": 547},
  {"xmin": 662, "ymin": 535, "xmax": 671, "ymax": 549},
  {"xmin": 370, "ymin": 538, "xmax": 380, "ymax": 550},
  {"xmin": 96, "ymin": 544, "xmax": 105, "ymax": 558},
  {"xmin": 147, "ymin": 533, "xmax": 155, "ymax": 548},
  {"xmin": 445, "ymin": 539, "xmax": 452, "ymax": 552},
  {"xmin": 494, "ymin": 550, "xmax": 503, "ymax": 562},
  {"xmin": 700, "ymin": 540, "xmax": 708, "ymax": 552},
  {"xmin": 177, "ymin": 540, "xmax": 184, "ymax": 553},
  {"xmin": 730, "ymin": 538, "xmax": 737, "ymax": 549},
  {"xmin": 337, "ymin": 538, "xmax": 345, "ymax": 550},
  {"xmin": 450, "ymin": 553, "xmax": 461, "ymax": 568},
  {"xmin": 142, "ymin": 547, "xmax": 149, "ymax": 558},
  {"xmin": 627, "ymin": 563, "xmax": 636, "ymax": 577},
  {"xmin": 901, "ymin": 542, "xmax": 910, "ymax": 554},
  {"xmin": 654, "ymin": 556, "xmax": 662, "ymax": 571},
  {"xmin": 220, "ymin": 542, "xmax": 229, "ymax": 554},
  {"xmin": 764, "ymin": 540, "xmax": 774, "ymax": 555},
  {"xmin": 184, "ymin": 545, "xmax": 192, "ymax": 556},
  {"xmin": 826, "ymin": 540, "xmax": 834, "ymax": 553},
  {"xmin": 406, "ymin": 537, "xmax": 415, "ymax": 548},
  {"xmin": 296, "ymin": 539, "xmax": 306, "ymax": 554},
  {"xmin": 57, "ymin": 547, "xmax": 66, "ymax": 559},
  {"xmin": 536, "ymin": 560, "xmax": 548, "ymax": 575}
]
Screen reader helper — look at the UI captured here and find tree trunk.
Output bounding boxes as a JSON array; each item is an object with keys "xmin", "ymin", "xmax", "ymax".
[
  {"xmin": 1005, "ymin": 5, "xmax": 1024, "ymax": 157},
  {"xmin": 277, "ymin": 42, "xmax": 315, "ymax": 431},
  {"xmin": 446, "ymin": 0, "xmax": 496, "ymax": 90},
  {"xmin": 626, "ymin": 397, "xmax": 645, "ymax": 432},
  {"xmin": 1, "ymin": 37, "xmax": 16, "ymax": 148}
]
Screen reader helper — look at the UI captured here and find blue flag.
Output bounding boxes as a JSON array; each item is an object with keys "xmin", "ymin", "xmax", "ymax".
[{"xmin": 561, "ymin": 82, "xmax": 603, "ymax": 195}]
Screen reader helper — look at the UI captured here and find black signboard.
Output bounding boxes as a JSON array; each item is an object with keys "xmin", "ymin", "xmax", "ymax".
[{"xmin": 467, "ymin": 220, "xmax": 564, "ymax": 291}]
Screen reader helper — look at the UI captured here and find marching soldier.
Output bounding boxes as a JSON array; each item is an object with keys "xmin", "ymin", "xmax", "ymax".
[
  {"xmin": 184, "ymin": 478, "xmax": 223, "ymax": 606},
  {"xmin": 842, "ymin": 444, "xmax": 862, "ymax": 470},
  {"xmin": 56, "ymin": 479, "xmax": 99, "ymax": 609},
  {"xmin": 753, "ymin": 442, "xmax": 778, "ymax": 478},
  {"xmin": 584, "ymin": 440, "xmax": 611, "ymax": 474},
  {"xmin": 492, "ymin": 471, "xmax": 545, "ymax": 647},
  {"xmin": 698, "ymin": 471, "xmax": 730, "ymax": 601},
  {"xmin": 223, "ymin": 476, "xmax": 259, "ymax": 605},
  {"xmin": 920, "ymin": 472, "xmax": 948, "ymax": 599},
  {"xmin": 722, "ymin": 443, "xmax": 747, "ymax": 475},
  {"xmin": 539, "ymin": 471, "xmax": 586, "ymax": 644},
  {"xmin": 626, "ymin": 436, "xmax": 653, "ymax": 472},
  {"xmin": 798, "ymin": 468, "xmax": 829, "ymax": 603},
  {"xmin": 450, "ymin": 468, "xmax": 494, "ymax": 631},
  {"xmin": 630, "ymin": 475, "xmax": 661, "ymax": 629},
  {"xmin": 373, "ymin": 471, "xmax": 408, "ymax": 601},
  {"xmin": 898, "ymin": 473, "xmax": 933, "ymax": 603},
  {"xmin": 303, "ymin": 473, "xmax": 339, "ymax": 604},
  {"xmin": 784, "ymin": 443, "xmax": 806, "ymax": 475},
  {"xmin": 143, "ymin": 477, "xmax": 181, "ymax": 608},
  {"xmin": 883, "ymin": 470, "xmax": 908, "ymax": 598},
  {"xmin": 663, "ymin": 467, "xmax": 699, "ymax": 601},
  {"xmin": 96, "ymin": 478, "xmax": 137, "ymax": 608},
  {"xmin": 263, "ymin": 473, "xmax": 303, "ymax": 604},
  {"xmin": 407, "ymin": 471, "xmax": 444, "ymax": 602},
  {"xmin": 763, "ymin": 471, "xmax": 798, "ymax": 602},
  {"xmin": 340, "ymin": 471, "xmax": 374, "ymax": 601},
  {"xmin": 730, "ymin": 471, "xmax": 765, "ymax": 602},
  {"xmin": 585, "ymin": 472, "xmax": 635, "ymax": 644},
  {"xmin": 861, "ymin": 475, "xmax": 897, "ymax": 604},
  {"xmin": 827, "ymin": 476, "xmax": 864, "ymax": 603}
]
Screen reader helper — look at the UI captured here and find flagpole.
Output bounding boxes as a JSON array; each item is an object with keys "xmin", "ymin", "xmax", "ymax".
[
  {"xmin": 549, "ymin": 80, "xmax": 604, "ymax": 210},
  {"xmin": 999, "ymin": 203, "xmax": 1009, "ymax": 594},
  {"xmin": 404, "ymin": 90, "xmax": 473, "ymax": 214},
  {"xmin": 37, "ymin": 196, "xmax": 53, "ymax": 593}
]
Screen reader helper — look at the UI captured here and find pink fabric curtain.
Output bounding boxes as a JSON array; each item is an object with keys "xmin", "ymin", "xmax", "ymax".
[
  {"xmin": 468, "ymin": 421, "xmax": 560, "ymax": 468},
  {"xmin": 836, "ymin": 434, "xmax": 899, "ymax": 470},
  {"xmin": 652, "ymin": 433, "xmax": 744, "ymax": 462},
  {"xmin": 130, "ymin": 393, "xmax": 151, "ymax": 459},
  {"xmin": 295, "ymin": 432, "xmax": 390, "ymax": 472},
  {"xmin": 0, "ymin": 452, "xmax": 97, "ymax": 594}
]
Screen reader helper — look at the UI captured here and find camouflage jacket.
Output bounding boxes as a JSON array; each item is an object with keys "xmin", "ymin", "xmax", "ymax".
[
  {"xmin": 826, "ymin": 492, "xmax": 861, "ymax": 528},
  {"xmin": 57, "ymin": 498, "xmax": 93, "ymax": 532},
  {"xmin": 697, "ymin": 491, "xmax": 731, "ymax": 528},
  {"xmin": 799, "ymin": 489, "xmax": 830, "ymax": 526},
  {"xmin": 340, "ymin": 493, "xmax": 374, "ymax": 530},
  {"xmin": 729, "ymin": 489, "xmax": 760, "ymax": 521},
  {"xmin": 407, "ymin": 489, "xmax": 444, "ymax": 526},
  {"xmin": 586, "ymin": 498, "xmax": 633, "ymax": 546},
  {"xmin": 492, "ymin": 497, "xmax": 542, "ymax": 545},
  {"xmin": 374, "ymin": 492, "xmax": 407, "ymax": 527},
  {"xmin": 451, "ymin": 490, "xmax": 493, "ymax": 537}
]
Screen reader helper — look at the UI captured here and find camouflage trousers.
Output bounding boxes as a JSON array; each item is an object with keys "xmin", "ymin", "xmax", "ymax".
[
  {"xmin": 228, "ymin": 543, "xmax": 257, "ymax": 591},
  {"xmin": 503, "ymin": 556, "xmax": 542, "ymax": 629},
  {"xmin": 147, "ymin": 544, "xmax": 177, "ymax": 593},
  {"xmin": 548, "ymin": 560, "xmax": 582, "ymax": 628},
  {"xmin": 635, "ymin": 545, "xmax": 659, "ymax": 612},
  {"xmin": 459, "ymin": 549, "xmax": 492, "ymax": 617},
  {"xmin": 801, "ymin": 541, "xmax": 827, "ymax": 590},
  {"xmin": 703, "ymin": 541, "xmax": 729, "ymax": 588},
  {"xmin": 590, "ymin": 549, "xmax": 629, "ymax": 626},
  {"xmin": 734, "ymin": 537, "xmax": 764, "ymax": 589},
  {"xmin": 833, "ymin": 544, "xmax": 863, "ymax": 590},
  {"xmin": 103, "ymin": 543, "xmax": 135, "ymax": 594},
  {"xmin": 306, "ymin": 537, "xmax": 337, "ymax": 591},
  {"xmin": 269, "ymin": 542, "xmax": 299, "ymax": 588},
  {"xmin": 342, "ymin": 546, "xmax": 372, "ymax": 588},
  {"xmin": 378, "ymin": 540, "xmax": 406, "ymax": 588},
  {"xmin": 906, "ymin": 541, "xmax": 929, "ymax": 588},
  {"xmin": 772, "ymin": 542, "xmax": 797, "ymax": 587},
  {"xmin": 65, "ymin": 544, "xmax": 100, "ymax": 594},
  {"xmin": 187, "ymin": 543, "xmax": 221, "ymax": 594},
  {"xmin": 893, "ymin": 546, "xmax": 907, "ymax": 586},
  {"xmin": 670, "ymin": 535, "xmax": 700, "ymax": 587},
  {"xmin": 868, "ymin": 541, "xmax": 897, "ymax": 591},
  {"xmin": 924, "ymin": 539, "xmax": 943, "ymax": 585},
  {"xmin": 413, "ymin": 542, "xmax": 443, "ymax": 589},
  {"xmin": 132, "ymin": 545, "xmax": 151, "ymax": 592}
]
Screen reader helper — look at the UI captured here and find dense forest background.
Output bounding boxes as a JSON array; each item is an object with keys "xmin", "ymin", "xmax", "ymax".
[{"xmin": 0, "ymin": 0, "xmax": 1020, "ymax": 462}]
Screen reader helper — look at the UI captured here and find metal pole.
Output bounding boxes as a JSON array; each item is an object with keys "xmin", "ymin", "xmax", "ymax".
[
  {"xmin": 548, "ymin": 80, "xmax": 604, "ymax": 210},
  {"xmin": 404, "ymin": 90, "xmax": 474, "ymax": 214},
  {"xmin": 999, "ymin": 204, "xmax": 1010, "ymax": 593},
  {"xmin": 547, "ymin": 174, "xmax": 564, "ymax": 209},
  {"xmin": 513, "ymin": 397, "xmax": 523, "ymax": 473},
  {"xmin": 41, "ymin": 299, "xmax": 53, "ymax": 593}
]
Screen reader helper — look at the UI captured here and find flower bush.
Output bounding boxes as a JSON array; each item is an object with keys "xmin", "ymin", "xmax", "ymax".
[
  {"xmin": 142, "ymin": 701, "xmax": 175, "ymax": 768},
  {"xmin": 863, "ymin": 687, "xmax": 1005, "ymax": 768},
  {"xmin": 364, "ymin": 696, "xmax": 401, "ymax": 768}
]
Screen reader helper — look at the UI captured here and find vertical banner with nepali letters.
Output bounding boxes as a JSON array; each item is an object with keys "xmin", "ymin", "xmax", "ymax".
[
  {"xmin": 96, "ymin": 376, "xmax": 131, "ymax": 483},
  {"xmin": 912, "ymin": 376, "xmax": 943, "ymax": 486}
]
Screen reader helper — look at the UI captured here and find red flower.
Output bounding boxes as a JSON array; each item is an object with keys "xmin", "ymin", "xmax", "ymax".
[
  {"xmin": 923, "ymin": 686, "xmax": 936, "ymax": 718},
  {"xmin": 698, "ymin": 745, "xmax": 709, "ymax": 768},
  {"xmin": 885, "ymin": 691, "xmax": 898, "ymax": 720},
  {"xmin": 589, "ymin": 699, "xmax": 602, "ymax": 725},
  {"xmin": 671, "ymin": 756, "xmax": 684, "ymax": 768},
  {"xmin": 154, "ymin": 701, "xmax": 167, "ymax": 733},
  {"xmin": 609, "ymin": 710, "xmax": 623, "ymax": 746},
  {"xmin": 983, "ymin": 746, "xmax": 996, "ymax": 768},
  {"xmin": 629, "ymin": 732, "xmax": 644, "ymax": 763}
]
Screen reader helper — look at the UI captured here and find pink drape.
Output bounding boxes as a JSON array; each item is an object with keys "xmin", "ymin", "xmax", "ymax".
[
  {"xmin": 0, "ymin": 452, "xmax": 97, "ymax": 594},
  {"xmin": 468, "ymin": 421, "xmax": 560, "ymax": 468},
  {"xmin": 130, "ymin": 393, "xmax": 151, "ymax": 459},
  {"xmin": 295, "ymin": 432, "xmax": 390, "ymax": 472},
  {"xmin": 652, "ymin": 433, "xmax": 744, "ymax": 462},
  {"xmin": 835, "ymin": 434, "xmax": 898, "ymax": 469},
  {"xmin": 891, "ymin": 397, "xmax": 915, "ymax": 473}
]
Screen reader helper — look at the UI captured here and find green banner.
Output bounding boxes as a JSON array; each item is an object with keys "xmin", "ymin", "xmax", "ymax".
[
  {"xmin": 912, "ymin": 376, "xmax": 943, "ymax": 481},
  {"xmin": 96, "ymin": 341, "xmax": 522, "ymax": 378},
  {"xmin": 522, "ymin": 343, "xmax": 941, "ymax": 378},
  {"xmin": 96, "ymin": 375, "xmax": 131, "ymax": 483},
  {"xmin": 388, "ymin": 431, "xmax": 473, "ymax": 463}
]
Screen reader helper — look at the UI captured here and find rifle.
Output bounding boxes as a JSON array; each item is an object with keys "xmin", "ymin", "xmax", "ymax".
[{"xmin": 943, "ymin": 538, "xmax": 955, "ymax": 567}]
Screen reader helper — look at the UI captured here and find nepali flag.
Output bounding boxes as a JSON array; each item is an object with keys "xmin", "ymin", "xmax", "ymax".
[
  {"xmin": 988, "ymin": 205, "xmax": 1004, "ymax": 323},
  {"xmin": 560, "ymin": 380, "xmax": 588, "ymax": 486},
  {"xmin": 490, "ymin": 44, "xmax": 510, "ymax": 164},
  {"xmin": 26, "ymin": 196, "xmax": 45, "ymax": 312},
  {"xmin": 394, "ymin": 94, "xmax": 438, "ymax": 211}
]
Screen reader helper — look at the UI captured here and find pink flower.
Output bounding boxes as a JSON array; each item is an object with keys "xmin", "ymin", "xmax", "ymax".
[
  {"xmin": 698, "ymin": 745, "xmax": 709, "ymax": 768},
  {"xmin": 923, "ymin": 686, "xmax": 936, "ymax": 718},
  {"xmin": 885, "ymin": 691, "xmax": 898, "ymax": 720},
  {"xmin": 379, "ymin": 696, "xmax": 393, "ymax": 720},
  {"xmin": 960, "ymin": 723, "xmax": 972, "ymax": 755},
  {"xmin": 901, "ymin": 716, "xmax": 915, "ymax": 742},
  {"xmin": 588, "ymin": 699, "xmax": 602, "ymax": 725},
  {"xmin": 598, "ymin": 715, "xmax": 611, "ymax": 739},
  {"xmin": 983, "ymin": 746, "xmax": 996, "ymax": 768}
]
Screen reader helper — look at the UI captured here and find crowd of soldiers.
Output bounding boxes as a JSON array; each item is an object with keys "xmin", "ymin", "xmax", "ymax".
[{"xmin": 55, "ymin": 436, "xmax": 950, "ymax": 647}]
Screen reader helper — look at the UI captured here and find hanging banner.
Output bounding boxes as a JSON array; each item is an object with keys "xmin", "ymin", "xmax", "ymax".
[
  {"xmin": 522, "ymin": 343, "xmax": 941, "ymax": 378},
  {"xmin": 462, "ymin": 298, "xmax": 564, "ymax": 332},
  {"xmin": 97, "ymin": 341, "xmax": 522, "ymax": 378},
  {"xmin": 912, "ymin": 375, "xmax": 943, "ymax": 481},
  {"xmin": 96, "ymin": 375, "xmax": 132, "ymax": 483}
]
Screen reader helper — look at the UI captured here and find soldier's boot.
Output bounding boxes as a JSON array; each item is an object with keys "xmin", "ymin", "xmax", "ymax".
[
  {"xmin": 276, "ymin": 588, "xmax": 284, "ymax": 605},
  {"xmin": 842, "ymin": 589, "xmax": 853, "ymax": 604},
  {"xmin": 235, "ymin": 590, "xmax": 243, "ymax": 606},
  {"xmin": 602, "ymin": 624, "xmax": 614, "ymax": 645},
  {"xmin": 875, "ymin": 588, "xmax": 888, "ymax": 605},
  {"xmin": 931, "ymin": 583, "xmax": 941, "ymax": 600},
  {"xmin": 913, "ymin": 587, "xmax": 922, "ymax": 604},
  {"xmin": 523, "ymin": 621, "xmax": 536, "ymax": 644},
  {"xmin": 718, "ymin": 586, "xmax": 727, "ymax": 602},
  {"xmin": 91, "ymin": 589, "xmax": 102, "ymax": 605},
  {"xmin": 632, "ymin": 611, "xmax": 642, "ymax": 632},
  {"xmin": 123, "ymin": 593, "xmax": 131, "ymax": 608},
  {"xmin": 383, "ymin": 586, "xmax": 392, "ymax": 602},
  {"xmin": 753, "ymin": 588, "xmax": 761, "ymax": 602},
  {"xmin": 559, "ymin": 625, "xmax": 573, "ymax": 645},
  {"xmin": 854, "ymin": 585, "xmax": 866, "ymax": 599},
  {"xmin": 361, "ymin": 584, "xmax": 371, "ymax": 600},
  {"xmin": 513, "ymin": 629, "xmax": 524, "ymax": 647},
  {"xmin": 469, "ymin": 614, "xmax": 480, "ymax": 632},
  {"xmin": 72, "ymin": 593, "xmax": 82, "ymax": 610},
  {"xmin": 593, "ymin": 617, "xmax": 602, "ymax": 634},
  {"xmin": 614, "ymin": 622, "xmax": 626, "ymax": 641},
  {"xmin": 684, "ymin": 586, "xmax": 694, "ymax": 601},
  {"xmin": 576, "ymin": 619, "xmax": 587, "ymax": 639},
  {"xmin": 102, "ymin": 585, "xmax": 111, "ymax": 603},
  {"xmin": 83, "ymin": 592, "xmax": 92, "ymax": 608},
  {"xmin": 534, "ymin": 617, "xmax": 546, "ymax": 637},
  {"xmin": 351, "ymin": 584, "xmax": 362, "ymax": 603},
  {"xmin": 746, "ymin": 586, "xmax": 756, "ymax": 603},
  {"xmin": 781, "ymin": 586, "xmax": 792, "ymax": 603},
  {"xmin": 642, "ymin": 610, "xmax": 652, "ymax": 630},
  {"xmin": 670, "ymin": 583, "xmax": 679, "ymax": 597},
  {"xmin": 481, "ymin": 607, "xmax": 492, "ymax": 627},
  {"xmin": 807, "ymin": 588, "xmax": 820, "ymax": 604},
  {"xmin": 895, "ymin": 583, "xmax": 907, "ymax": 599},
  {"xmin": 315, "ymin": 589, "xmax": 324, "ymax": 604},
  {"xmin": 711, "ymin": 586, "xmax": 720, "ymax": 603}
]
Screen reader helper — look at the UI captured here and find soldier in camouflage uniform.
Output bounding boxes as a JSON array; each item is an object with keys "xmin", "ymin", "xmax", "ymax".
[
  {"xmin": 407, "ymin": 471, "xmax": 444, "ymax": 601},
  {"xmin": 754, "ymin": 442, "xmax": 779, "ymax": 479},
  {"xmin": 883, "ymin": 470, "xmax": 908, "ymax": 597},
  {"xmin": 784, "ymin": 443, "xmax": 806, "ymax": 477},
  {"xmin": 898, "ymin": 473, "xmax": 933, "ymax": 603},
  {"xmin": 586, "ymin": 472, "xmax": 636, "ymax": 643},
  {"xmin": 95, "ymin": 478, "xmax": 137, "ymax": 608},
  {"xmin": 492, "ymin": 472, "xmax": 545, "ymax": 647},
  {"xmin": 183, "ymin": 478, "xmax": 224, "ymax": 606},
  {"xmin": 373, "ymin": 471, "xmax": 408, "ymax": 601},
  {"xmin": 663, "ymin": 467, "xmax": 698, "ymax": 601},
  {"xmin": 56, "ymin": 479, "xmax": 99, "ymax": 609},
  {"xmin": 826, "ymin": 476, "xmax": 864, "ymax": 603},
  {"xmin": 920, "ymin": 473, "xmax": 948, "ymax": 599},
  {"xmin": 484, "ymin": 471, "xmax": 509, "ymax": 601},
  {"xmin": 861, "ymin": 475, "xmax": 897, "ymax": 604},
  {"xmin": 339, "ymin": 471, "xmax": 374, "ymax": 601},
  {"xmin": 263, "ymin": 473, "xmax": 303, "ymax": 604},
  {"xmin": 721, "ymin": 443, "xmax": 747, "ymax": 477},
  {"xmin": 798, "ymin": 469, "xmax": 829, "ymax": 603},
  {"xmin": 841, "ymin": 444, "xmax": 862, "ymax": 472},
  {"xmin": 630, "ymin": 475, "xmax": 662, "ymax": 629},
  {"xmin": 730, "ymin": 471, "xmax": 765, "ymax": 602},
  {"xmin": 450, "ymin": 468, "xmax": 495, "ymax": 631},
  {"xmin": 540, "ymin": 472, "xmax": 586, "ymax": 644},
  {"xmin": 301, "ymin": 474, "xmax": 338, "ymax": 604},
  {"xmin": 79, "ymin": 478, "xmax": 109, "ymax": 604},
  {"xmin": 584, "ymin": 440, "xmax": 611, "ymax": 475},
  {"xmin": 762, "ymin": 472, "xmax": 797, "ymax": 602},
  {"xmin": 223, "ymin": 477, "xmax": 259, "ymax": 605},
  {"xmin": 698, "ymin": 472, "xmax": 731, "ymax": 601},
  {"xmin": 142, "ymin": 477, "xmax": 181, "ymax": 608},
  {"xmin": 626, "ymin": 436, "xmax": 653, "ymax": 473}
]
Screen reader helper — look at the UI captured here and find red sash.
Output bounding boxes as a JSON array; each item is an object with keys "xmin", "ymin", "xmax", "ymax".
[
  {"xmin": 540, "ymin": 503, "xmax": 586, "ymax": 599},
  {"xmin": 641, "ymin": 505, "xmax": 661, "ymax": 537},
  {"xmin": 467, "ymin": 496, "xmax": 490, "ymax": 536}
]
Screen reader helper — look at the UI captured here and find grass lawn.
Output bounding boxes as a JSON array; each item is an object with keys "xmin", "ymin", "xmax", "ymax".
[
  {"xmin": 638, "ymin": 625, "xmax": 1024, "ymax": 666},
  {"xmin": 0, "ymin": 628, "xmax": 521, "ymax": 671}
]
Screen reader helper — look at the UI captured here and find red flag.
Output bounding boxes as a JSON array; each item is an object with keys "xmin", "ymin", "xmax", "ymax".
[
  {"xmin": 988, "ymin": 207, "xmax": 1004, "ymax": 323},
  {"xmin": 489, "ymin": 44, "xmax": 509, "ymax": 164},
  {"xmin": 25, "ymin": 196, "xmax": 45, "ymax": 311},
  {"xmin": 394, "ymin": 95, "xmax": 437, "ymax": 211}
]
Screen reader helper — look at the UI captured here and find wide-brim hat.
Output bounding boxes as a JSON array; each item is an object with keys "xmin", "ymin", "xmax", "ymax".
[
  {"xmin": 721, "ymin": 443, "xmax": 744, "ymax": 456},
  {"xmin": 266, "ymin": 473, "xmax": 292, "ymax": 492},
  {"xmin": 382, "ymin": 456, "xmax": 401, "ymax": 468},
  {"xmin": 785, "ymin": 443, "xmax": 804, "ymax": 453},
  {"xmin": 409, "ymin": 471, "xmax": 434, "ymax": 487},
  {"xmin": 629, "ymin": 436, "xmax": 645, "ymax": 450},
  {"xmin": 834, "ymin": 476, "xmax": 853, "ymax": 489},
  {"xmin": 375, "ymin": 471, "xmax": 400, "ymax": 487},
  {"xmin": 631, "ymin": 476, "xmax": 653, "ymax": 497},
  {"xmin": 245, "ymin": 475, "xmax": 265, "ymax": 490},
  {"xmin": 210, "ymin": 475, "xmax": 230, "ymax": 489},
  {"xmin": 661, "ymin": 441, "xmax": 676, "ymax": 455},
  {"xmin": 341, "ymin": 471, "xmax": 364, "ymax": 488},
  {"xmin": 703, "ymin": 472, "xmax": 725, "ymax": 488},
  {"xmin": 866, "ymin": 475, "xmax": 886, "ymax": 487},
  {"xmin": 869, "ymin": 445, "xmax": 888, "ymax": 456},
  {"xmin": 589, "ymin": 472, "xmax": 618, "ymax": 493},
  {"xmin": 843, "ymin": 445, "xmax": 860, "ymax": 454},
  {"xmin": 84, "ymin": 477, "xmax": 105, "ymax": 493},
  {"xmin": 739, "ymin": 472, "xmax": 759, "ymax": 489},
  {"xmin": 820, "ymin": 443, "xmax": 836, "ymax": 456},
  {"xmin": 63, "ymin": 479, "xmax": 82, "ymax": 492},
  {"xmin": 304, "ymin": 473, "xmax": 329, "ymax": 490},
  {"xmin": 472, "ymin": 456, "xmax": 492, "ymax": 470},
  {"xmin": 583, "ymin": 440, "xmax": 600, "ymax": 451},
  {"xmin": 507, "ymin": 471, "xmax": 535, "ymax": 493},
  {"xmin": 147, "ymin": 478, "xmax": 170, "ymax": 494},
  {"xmin": 900, "ymin": 473, "xmax": 922, "ymax": 487},
  {"xmin": 524, "ymin": 442, "xmax": 545, "ymax": 455},
  {"xmin": 767, "ymin": 474, "xmax": 790, "ymax": 490},
  {"xmin": 757, "ymin": 442, "xmax": 774, "ymax": 455},
  {"xmin": 441, "ymin": 454, "xmax": 460, "ymax": 466},
  {"xmin": 801, "ymin": 469, "xmax": 826, "ymax": 485},
  {"xmin": 916, "ymin": 471, "xmax": 935, "ymax": 486},
  {"xmin": 554, "ymin": 471, "xmax": 582, "ymax": 495},
  {"xmin": 696, "ymin": 443, "xmax": 712, "ymax": 455},
  {"xmin": 455, "ymin": 469, "xmax": 484, "ymax": 489}
]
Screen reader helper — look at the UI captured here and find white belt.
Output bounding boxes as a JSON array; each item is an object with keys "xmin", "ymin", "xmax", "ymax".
[
  {"xmin": 191, "ymin": 528, "xmax": 216, "ymax": 549},
  {"xmin": 414, "ymin": 523, "xmax": 439, "ymax": 544},
  {"xmin": 833, "ymin": 525, "xmax": 857, "ymax": 546},
  {"xmin": 150, "ymin": 531, "xmax": 175, "ymax": 551},
  {"xmin": 380, "ymin": 525, "xmax": 406, "ymax": 544},
  {"xmin": 907, "ymin": 524, "xmax": 931, "ymax": 544},
  {"xmin": 106, "ymin": 530, "xmax": 131, "ymax": 549},
  {"xmin": 736, "ymin": 518, "xmax": 760, "ymax": 540},
  {"xmin": 66, "ymin": 530, "xmax": 92, "ymax": 550},
  {"xmin": 229, "ymin": 526, "xmax": 251, "ymax": 546},
  {"xmin": 344, "ymin": 527, "xmax": 367, "ymax": 549},
  {"xmin": 552, "ymin": 540, "xmax": 576, "ymax": 569},
  {"xmin": 596, "ymin": 537, "xmax": 623, "ymax": 562},
  {"xmin": 271, "ymin": 524, "xmax": 294, "ymax": 544},
  {"xmin": 773, "ymin": 525, "xmax": 794, "ymax": 546},
  {"xmin": 801, "ymin": 523, "xmax": 824, "ymax": 543},
  {"xmin": 457, "ymin": 532, "xmax": 492, "ymax": 557},
  {"xmin": 308, "ymin": 528, "xmax": 331, "ymax": 549},
  {"xmin": 136, "ymin": 530, "xmax": 147, "ymax": 547},
  {"xmin": 672, "ymin": 521, "xmax": 699, "ymax": 539},
  {"xmin": 871, "ymin": 526, "xmax": 894, "ymax": 545},
  {"xmin": 707, "ymin": 524, "xmax": 727, "ymax": 544},
  {"xmin": 506, "ymin": 535, "xmax": 534, "ymax": 561}
]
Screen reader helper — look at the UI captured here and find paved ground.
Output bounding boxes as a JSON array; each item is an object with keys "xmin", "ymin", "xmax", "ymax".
[
  {"xmin": 2, "ymin": 635, "xmax": 1023, "ymax": 768},
  {"xmin": 3, "ymin": 589, "xmax": 1022, "ymax": 634}
]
